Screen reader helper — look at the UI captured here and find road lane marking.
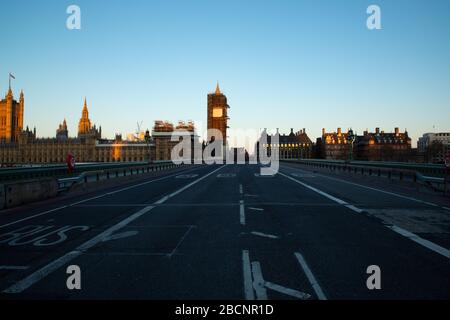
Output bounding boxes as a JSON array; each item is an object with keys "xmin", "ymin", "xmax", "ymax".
[
  {"xmin": 239, "ymin": 184, "xmax": 243, "ymax": 195},
  {"xmin": 294, "ymin": 252, "xmax": 327, "ymax": 300},
  {"xmin": 0, "ymin": 165, "xmax": 207, "ymax": 230},
  {"xmin": 3, "ymin": 165, "xmax": 226, "ymax": 294},
  {"xmin": 283, "ymin": 165, "xmax": 450, "ymax": 211},
  {"xmin": 250, "ymin": 231, "xmax": 279, "ymax": 240},
  {"xmin": 248, "ymin": 207, "xmax": 264, "ymax": 212},
  {"xmin": 264, "ymin": 281, "xmax": 311, "ymax": 300},
  {"xmin": 344, "ymin": 204, "xmax": 364, "ymax": 214},
  {"xmin": 242, "ymin": 250, "xmax": 255, "ymax": 300},
  {"xmin": 278, "ymin": 172, "xmax": 348, "ymax": 205},
  {"xmin": 217, "ymin": 173, "xmax": 236, "ymax": 178},
  {"xmin": 251, "ymin": 261, "xmax": 268, "ymax": 300},
  {"xmin": 168, "ymin": 226, "xmax": 195, "ymax": 258},
  {"xmin": 175, "ymin": 174, "xmax": 199, "ymax": 179},
  {"xmin": 240, "ymin": 200, "xmax": 246, "ymax": 225},
  {"xmin": 387, "ymin": 225, "xmax": 450, "ymax": 259},
  {"xmin": 280, "ymin": 171, "xmax": 450, "ymax": 260},
  {"xmin": 102, "ymin": 230, "xmax": 139, "ymax": 242},
  {"xmin": 0, "ymin": 266, "xmax": 29, "ymax": 270}
]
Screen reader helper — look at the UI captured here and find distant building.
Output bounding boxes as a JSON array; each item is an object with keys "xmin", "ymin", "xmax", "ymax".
[
  {"xmin": 207, "ymin": 83, "xmax": 229, "ymax": 145},
  {"xmin": 0, "ymin": 92, "xmax": 154, "ymax": 165},
  {"xmin": 417, "ymin": 132, "xmax": 450, "ymax": 163},
  {"xmin": 152, "ymin": 120, "xmax": 199, "ymax": 162},
  {"xmin": 0, "ymin": 87, "xmax": 24, "ymax": 143},
  {"xmin": 256, "ymin": 128, "xmax": 313, "ymax": 160},
  {"xmin": 56, "ymin": 119, "xmax": 69, "ymax": 141},
  {"xmin": 78, "ymin": 98, "xmax": 101, "ymax": 140},
  {"xmin": 317, "ymin": 128, "xmax": 351, "ymax": 160},
  {"xmin": 317, "ymin": 127, "xmax": 411, "ymax": 161},
  {"xmin": 355, "ymin": 128, "xmax": 411, "ymax": 162}
]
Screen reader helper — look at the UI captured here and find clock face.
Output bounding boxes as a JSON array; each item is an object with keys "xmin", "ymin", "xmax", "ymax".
[{"xmin": 212, "ymin": 108, "xmax": 223, "ymax": 118}]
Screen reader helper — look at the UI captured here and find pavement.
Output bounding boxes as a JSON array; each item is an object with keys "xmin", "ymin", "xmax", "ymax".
[{"xmin": 0, "ymin": 163, "xmax": 449, "ymax": 300}]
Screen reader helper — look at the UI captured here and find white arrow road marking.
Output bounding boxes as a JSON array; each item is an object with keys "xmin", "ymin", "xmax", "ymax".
[
  {"xmin": 294, "ymin": 252, "xmax": 327, "ymax": 300},
  {"xmin": 242, "ymin": 250, "xmax": 255, "ymax": 300},
  {"xmin": 251, "ymin": 262, "xmax": 267, "ymax": 300},
  {"xmin": 102, "ymin": 230, "xmax": 139, "ymax": 242},
  {"xmin": 251, "ymin": 231, "xmax": 279, "ymax": 240},
  {"xmin": 264, "ymin": 281, "xmax": 311, "ymax": 300},
  {"xmin": 239, "ymin": 184, "xmax": 243, "ymax": 195}
]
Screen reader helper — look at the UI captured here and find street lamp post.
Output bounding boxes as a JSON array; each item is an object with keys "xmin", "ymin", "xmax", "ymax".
[
  {"xmin": 347, "ymin": 129, "xmax": 356, "ymax": 162},
  {"xmin": 144, "ymin": 130, "xmax": 152, "ymax": 164}
]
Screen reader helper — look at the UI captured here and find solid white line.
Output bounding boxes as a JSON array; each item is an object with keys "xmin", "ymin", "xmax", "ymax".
[
  {"xmin": 264, "ymin": 281, "xmax": 311, "ymax": 300},
  {"xmin": 240, "ymin": 200, "xmax": 246, "ymax": 226},
  {"xmin": 278, "ymin": 172, "xmax": 347, "ymax": 205},
  {"xmin": 388, "ymin": 225, "xmax": 450, "ymax": 259},
  {"xmin": 294, "ymin": 252, "xmax": 327, "ymax": 300},
  {"xmin": 248, "ymin": 207, "xmax": 264, "ymax": 212},
  {"xmin": 3, "ymin": 165, "xmax": 225, "ymax": 294},
  {"xmin": 0, "ymin": 266, "xmax": 29, "ymax": 270},
  {"xmin": 242, "ymin": 250, "xmax": 255, "ymax": 300},
  {"xmin": 250, "ymin": 231, "xmax": 279, "ymax": 240},
  {"xmin": 0, "ymin": 165, "xmax": 204, "ymax": 229},
  {"xmin": 344, "ymin": 204, "xmax": 365, "ymax": 214},
  {"xmin": 251, "ymin": 261, "xmax": 268, "ymax": 300},
  {"xmin": 280, "ymin": 169, "xmax": 450, "ymax": 259},
  {"xmin": 287, "ymin": 167, "xmax": 449, "ymax": 211}
]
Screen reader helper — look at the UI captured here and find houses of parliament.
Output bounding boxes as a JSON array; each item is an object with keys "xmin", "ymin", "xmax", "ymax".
[{"xmin": 0, "ymin": 86, "xmax": 178, "ymax": 165}]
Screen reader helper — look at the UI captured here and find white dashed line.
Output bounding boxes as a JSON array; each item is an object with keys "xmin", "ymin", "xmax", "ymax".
[
  {"xmin": 248, "ymin": 207, "xmax": 264, "ymax": 212},
  {"xmin": 250, "ymin": 231, "xmax": 279, "ymax": 240},
  {"xmin": 0, "ymin": 266, "xmax": 29, "ymax": 270},
  {"xmin": 240, "ymin": 200, "xmax": 246, "ymax": 226}
]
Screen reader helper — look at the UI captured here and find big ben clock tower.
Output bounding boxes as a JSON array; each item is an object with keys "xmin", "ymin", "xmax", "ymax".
[{"xmin": 207, "ymin": 82, "xmax": 229, "ymax": 145}]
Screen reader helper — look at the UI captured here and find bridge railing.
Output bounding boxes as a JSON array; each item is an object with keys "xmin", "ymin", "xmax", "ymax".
[
  {"xmin": 0, "ymin": 161, "xmax": 175, "ymax": 182},
  {"xmin": 281, "ymin": 159, "xmax": 448, "ymax": 195},
  {"xmin": 57, "ymin": 161, "xmax": 184, "ymax": 192}
]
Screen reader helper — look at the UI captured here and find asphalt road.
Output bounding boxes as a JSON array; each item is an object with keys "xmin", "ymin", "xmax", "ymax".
[{"xmin": 0, "ymin": 163, "xmax": 449, "ymax": 300}]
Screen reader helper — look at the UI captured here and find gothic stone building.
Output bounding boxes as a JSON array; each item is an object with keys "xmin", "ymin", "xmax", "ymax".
[
  {"xmin": 0, "ymin": 87, "xmax": 24, "ymax": 144},
  {"xmin": 0, "ymin": 93, "xmax": 155, "ymax": 165},
  {"xmin": 207, "ymin": 83, "xmax": 229, "ymax": 145}
]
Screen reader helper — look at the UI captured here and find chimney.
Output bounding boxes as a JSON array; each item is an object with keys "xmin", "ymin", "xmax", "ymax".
[
  {"xmin": 322, "ymin": 128, "xmax": 325, "ymax": 136},
  {"xmin": 375, "ymin": 127, "xmax": 380, "ymax": 134},
  {"xmin": 337, "ymin": 128, "xmax": 342, "ymax": 136},
  {"xmin": 395, "ymin": 127, "xmax": 400, "ymax": 136},
  {"xmin": 303, "ymin": 128, "xmax": 306, "ymax": 134}
]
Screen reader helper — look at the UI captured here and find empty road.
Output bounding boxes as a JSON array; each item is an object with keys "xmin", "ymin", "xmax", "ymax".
[{"xmin": 0, "ymin": 163, "xmax": 449, "ymax": 300}]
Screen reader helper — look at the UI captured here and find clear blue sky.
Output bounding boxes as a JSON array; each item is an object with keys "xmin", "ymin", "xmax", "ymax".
[{"xmin": 1, "ymin": 0, "xmax": 449, "ymax": 147}]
